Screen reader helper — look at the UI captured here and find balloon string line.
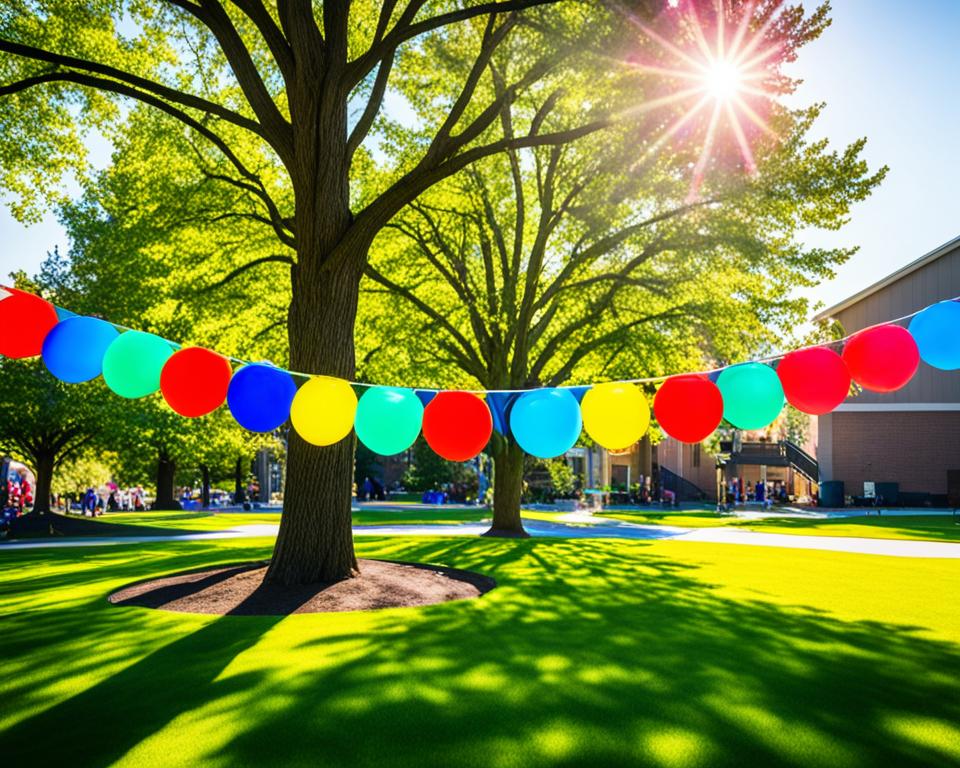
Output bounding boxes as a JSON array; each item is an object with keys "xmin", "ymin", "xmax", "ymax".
[{"xmin": 59, "ymin": 295, "xmax": 960, "ymax": 394}]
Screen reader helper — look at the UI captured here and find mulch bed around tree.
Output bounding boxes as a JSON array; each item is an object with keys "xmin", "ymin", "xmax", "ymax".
[{"xmin": 108, "ymin": 559, "xmax": 496, "ymax": 615}]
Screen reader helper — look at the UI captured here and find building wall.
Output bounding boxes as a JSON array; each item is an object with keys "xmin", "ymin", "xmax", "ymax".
[
  {"xmin": 826, "ymin": 410, "xmax": 960, "ymax": 495},
  {"xmin": 816, "ymin": 240, "xmax": 960, "ymax": 496},
  {"xmin": 832, "ymin": 245, "xmax": 960, "ymax": 406},
  {"xmin": 656, "ymin": 436, "xmax": 718, "ymax": 499}
]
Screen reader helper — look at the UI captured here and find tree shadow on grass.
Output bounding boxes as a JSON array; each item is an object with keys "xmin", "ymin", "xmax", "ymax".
[
  {"xmin": 222, "ymin": 537, "xmax": 960, "ymax": 768},
  {"xmin": 3, "ymin": 536, "xmax": 960, "ymax": 767}
]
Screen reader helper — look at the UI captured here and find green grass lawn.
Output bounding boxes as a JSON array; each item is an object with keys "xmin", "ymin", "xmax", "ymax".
[
  {"xmin": 91, "ymin": 506, "xmax": 492, "ymax": 532},
  {"xmin": 601, "ymin": 510, "xmax": 960, "ymax": 542},
  {"xmin": 1, "ymin": 535, "xmax": 958, "ymax": 766}
]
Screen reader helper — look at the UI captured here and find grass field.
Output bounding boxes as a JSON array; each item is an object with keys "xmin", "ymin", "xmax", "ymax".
[
  {"xmin": 91, "ymin": 505, "xmax": 492, "ymax": 532},
  {"xmin": 2, "ymin": 534, "xmax": 959, "ymax": 766},
  {"xmin": 601, "ymin": 510, "xmax": 960, "ymax": 542}
]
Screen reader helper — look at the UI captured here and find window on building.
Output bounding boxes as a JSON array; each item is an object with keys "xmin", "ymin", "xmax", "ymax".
[{"xmin": 693, "ymin": 444, "xmax": 701, "ymax": 468}]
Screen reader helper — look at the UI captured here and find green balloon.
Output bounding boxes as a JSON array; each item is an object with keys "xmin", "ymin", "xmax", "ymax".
[
  {"xmin": 102, "ymin": 331, "xmax": 175, "ymax": 399},
  {"xmin": 717, "ymin": 362, "xmax": 784, "ymax": 430},
  {"xmin": 354, "ymin": 386, "xmax": 423, "ymax": 455}
]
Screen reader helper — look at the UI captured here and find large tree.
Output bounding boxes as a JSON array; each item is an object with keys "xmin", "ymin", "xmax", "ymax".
[
  {"xmin": 359, "ymin": 2, "xmax": 884, "ymax": 534},
  {"xmin": 0, "ymin": 0, "xmax": 642, "ymax": 584}
]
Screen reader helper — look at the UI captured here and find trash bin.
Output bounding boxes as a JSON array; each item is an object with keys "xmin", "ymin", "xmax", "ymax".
[{"xmin": 819, "ymin": 480, "xmax": 844, "ymax": 508}]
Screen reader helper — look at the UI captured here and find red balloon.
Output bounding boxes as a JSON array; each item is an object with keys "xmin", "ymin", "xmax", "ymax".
[
  {"xmin": 842, "ymin": 324, "xmax": 919, "ymax": 393},
  {"xmin": 653, "ymin": 375, "xmax": 723, "ymax": 443},
  {"xmin": 422, "ymin": 391, "xmax": 492, "ymax": 461},
  {"xmin": 0, "ymin": 287, "xmax": 59, "ymax": 359},
  {"xmin": 777, "ymin": 346, "xmax": 851, "ymax": 415},
  {"xmin": 160, "ymin": 347, "xmax": 233, "ymax": 417}
]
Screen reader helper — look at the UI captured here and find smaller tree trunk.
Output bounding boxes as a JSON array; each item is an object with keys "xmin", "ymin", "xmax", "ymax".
[
  {"xmin": 154, "ymin": 451, "xmax": 180, "ymax": 510},
  {"xmin": 484, "ymin": 438, "xmax": 529, "ymax": 537},
  {"xmin": 234, "ymin": 456, "xmax": 246, "ymax": 504},
  {"xmin": 200, "ymin": 464, "xmax": 211, "ymax": 509},
  {"xmin": 32, "ymin": 452, "xmax": 54, "ymax": 515}
]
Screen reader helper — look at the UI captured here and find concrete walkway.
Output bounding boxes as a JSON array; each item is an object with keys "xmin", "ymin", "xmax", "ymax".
[{"xmin": 3, "ymin": 514, "xmax": 960, "ymax": 558}]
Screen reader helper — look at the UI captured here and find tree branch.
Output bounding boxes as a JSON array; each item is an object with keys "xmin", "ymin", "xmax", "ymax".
[
  {"xmin": 229, "ymin": 0, "xmax": 295, "ymax": 80},
  {"xmin": 347, "ymin": 0, "xmax": 562, "ymax": 88},
  {"xmin": 0, "ymin": 38, "xmax": 264, "ymax": 138},
  {"xmin": 364, "ymin": 263, "xmax": 486, "ymax": 378},
  {"xmin": 166, "ymin": 0, "xmax": 293, "ymax": 159},
  {"xmin": 0, "ymin": 71, "xmax": 266, "ymax": 196},
  {"xmin": 346, "ymin": 49, "xmax": 395, "ymax": 160},
  {"xmin": 201, "ymin": 254, "xmax": 294, "ymax": 292}
]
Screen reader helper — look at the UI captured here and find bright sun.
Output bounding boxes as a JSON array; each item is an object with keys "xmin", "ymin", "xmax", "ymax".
[
  {"xmin": 624, "ymin": 2, "xmax": 783, "ymax": 199},
  {"xmin": 704, "ymin": 58, "xmax": 743, "ymax": 101}
]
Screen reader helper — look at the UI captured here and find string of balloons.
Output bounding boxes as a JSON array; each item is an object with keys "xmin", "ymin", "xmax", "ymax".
[{"xmin": 1, "ymin": 285, "xmax": 958, "ymax": 461}]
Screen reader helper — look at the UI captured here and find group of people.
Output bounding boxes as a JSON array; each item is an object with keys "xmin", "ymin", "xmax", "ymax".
[
  {"xmin": 359, "ymin": 476, "xmax": 386, "ymax": 501},
  {"xmin": 75, "ymin": 486, "xmax": 146, "ymax": 516},
  {"xmin": 725, "ymin": 478, "xmax": 789, "ymax": 507},
  {"xmin": 4, "ymin": 471, "xmax": 32, "ymax": 515}
]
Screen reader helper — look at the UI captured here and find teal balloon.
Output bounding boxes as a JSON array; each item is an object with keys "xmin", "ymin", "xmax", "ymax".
[
  {"xmin": 717, "ymin": 363, "xmax": 784, "ymax": 430},
  {"xmin": 102, "ymin": 331, "xmax": 176, "ymax": 399},
  {"xmin": 509, "ymin": 388, "xmax": 582, "ymax": 458},
  {"xmin": 908, "ymin": 300, "xmax": 960, "ymax": 370},
  {"xmin": 355, "ymin": 386, "xmax": 424, "ymax": 455}
]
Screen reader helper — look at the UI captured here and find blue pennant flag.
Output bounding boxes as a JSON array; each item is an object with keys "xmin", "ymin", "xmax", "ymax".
[
  {"xmin": 486, "ymin": 392, "xmax": 520, "ymax": 436},
  {"xmin": 415, "ymin": 390, "xmax": 438, "ymax": 407}
]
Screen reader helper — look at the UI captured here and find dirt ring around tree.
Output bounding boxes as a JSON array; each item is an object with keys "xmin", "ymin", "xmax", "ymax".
[{"xmin": 107, "ymin": 559, "xmax": 496, "ymax": 615}]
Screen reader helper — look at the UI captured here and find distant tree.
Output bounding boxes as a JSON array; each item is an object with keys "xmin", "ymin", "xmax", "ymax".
[
  {"xmin": 360, "ymin": 1, "xmax": 884, "ymax": 534},
  {"xmin": 0, "ymin": 358, "xmax": 105, "ymax": 514}
]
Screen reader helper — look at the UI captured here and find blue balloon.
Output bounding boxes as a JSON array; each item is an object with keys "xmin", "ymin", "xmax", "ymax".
[
  {"xmin": 509, "ymin": 388, "xmax": 582, "ymax": 458},
  {"xmin": 908, "ymin": 300, "xmax": 960, "ymax": 370},
  {"xmin": 41, "ymin": 316, "xmax": 119, "ymax": 383},
  {"xmin": 227, "ymin": 363, "xmax": 297, "ymax": 432}
]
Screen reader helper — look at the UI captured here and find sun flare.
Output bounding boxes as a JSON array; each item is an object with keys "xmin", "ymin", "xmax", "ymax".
[{"xmin": 625, "ymin": 1, "xmax": 783, "ymax": 200}]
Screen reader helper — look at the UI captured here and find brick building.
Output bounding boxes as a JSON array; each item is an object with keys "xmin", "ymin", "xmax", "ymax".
[{"xmin": 814, "ymin": 235, "xmax": 960, "ymax": 504}]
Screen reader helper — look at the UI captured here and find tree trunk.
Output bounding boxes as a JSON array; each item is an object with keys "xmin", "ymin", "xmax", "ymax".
[
  {"xmin": 200, "ymin": 464, "xmax": 211, "ymax": 509},
  {"xmin": 233, "ymin": 456, "xmax": 246, "ymax": 504},
  {"xmin": 266, "ymin": 253, "xmax": 363, "ymax": 585},
  {"xmin": 154, "ymin": 451, "xmax": 180, "ymax": 510},
  {"xmin": 32, "ymin": 452, "xmax": 54, "ymax": 515},
  {"xmin": 484, "ymin": 437, "xmax": 529, "ymax": 537}
]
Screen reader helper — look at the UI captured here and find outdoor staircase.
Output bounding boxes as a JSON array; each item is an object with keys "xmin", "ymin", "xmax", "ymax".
[
  {"xmin": 720, "ymin": 439, "xmax": 819, "ymax": 482},
  {"xmin": 659, "ymin": 466, "xmax": 710, "ymax": 501}
]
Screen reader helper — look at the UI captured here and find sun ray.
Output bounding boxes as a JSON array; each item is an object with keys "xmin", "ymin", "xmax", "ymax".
[
  {"xmin": 725, "ymin": 100, "xmax": 757, "ymax": 174},
  {"xmin": 732, "ymin": 93, "xmax": 778, "ymax": 138},
  {"xmin": 632, "ymin": 93, "xmax": 714, "ymax": 170},
  {"xmin": 728, "ymin": 0, "xmax": 757, "ymax": 61},
  {"xmin": 715, "ymin": 0, "xmax": 726, "ymax": 60},
  {"xmin": 731, "ymin": 0, "xmax": 786, "ymax": 66},
  {"xmin": 687, "ymin": 99, "xmax": 724, "ymax": 202},
  {"xmin": 632, "ymin": 20, "xmax": 710, "ymax": 73},
  {"xmin": 617, "ymin": 86, "xmax": 710, "ymax": 120}
]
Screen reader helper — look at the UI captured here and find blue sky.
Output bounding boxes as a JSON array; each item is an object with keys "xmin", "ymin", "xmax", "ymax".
[{"xmin": 2, "ymin": 0, "xmax": 958, "ymax": 316}]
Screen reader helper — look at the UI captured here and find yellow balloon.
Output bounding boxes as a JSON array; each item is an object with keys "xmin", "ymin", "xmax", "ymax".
[
  {"xmin": 290, "ymin": 375, "xmax": 358, "ymax": 446},
  {"xmin": 581, "ymin": 382, "xmax": 650, "ymax": 450}
]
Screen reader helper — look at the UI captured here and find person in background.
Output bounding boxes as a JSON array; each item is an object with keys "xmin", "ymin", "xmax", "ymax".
[{"xmin": 83, "ymin": 487, "xmax": 98, "ymax": 517}]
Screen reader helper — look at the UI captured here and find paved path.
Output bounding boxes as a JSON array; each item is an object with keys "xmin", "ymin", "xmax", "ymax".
[{"xmin": 3, "ymin": 515, "xmax": 960, "ymax": 558}]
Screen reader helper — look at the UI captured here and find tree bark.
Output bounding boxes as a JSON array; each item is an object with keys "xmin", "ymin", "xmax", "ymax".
[
  {"xmin": 32, "ymin": 452, "xmax": 54, "ymax": 514},
  {"xmin": 266, "ymin": 252, "xmax": 363, "ymax": 585},
  {"xmin": 154, "ymin": 451, "xmax": 180, "ymax": 510},
  {"xmin": 200, "ymin": 464, "xmax": 211, "ymax": 509},
  {"xmin": 484, "ymin": 437, "xmax": 529, "ymax": 537}
]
